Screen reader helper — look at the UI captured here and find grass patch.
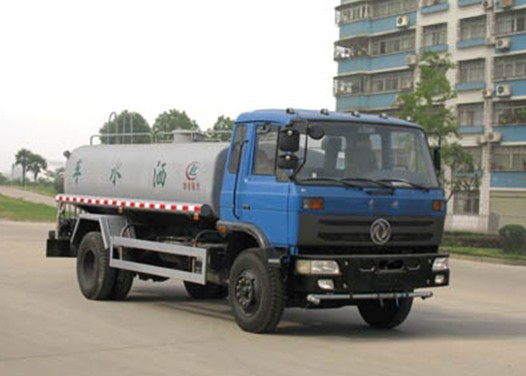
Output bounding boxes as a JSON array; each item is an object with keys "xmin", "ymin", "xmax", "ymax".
[
  {"xmin": 0, "ymin": 194, "xmax": 56, "ymax": 222},
  {"xmin": 441, "ymin": 246, "xmax": 526, "ymax": 262},
  {"xmin": 8, "ymin": 183, "xmax": 56, "ymax": 197}
]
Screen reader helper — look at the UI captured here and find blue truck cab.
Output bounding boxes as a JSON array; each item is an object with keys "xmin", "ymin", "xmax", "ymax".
[{"xmin": 219, "ymin": 109, "xmax": 449, "ymax": 331}]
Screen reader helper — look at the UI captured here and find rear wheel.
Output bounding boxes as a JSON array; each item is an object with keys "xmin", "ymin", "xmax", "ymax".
[
  {"xmin": 229, "ymin": 249, "xmax": 284, "ymax": 333},
  {"xmin": 76, "ymin": 232, "xmax": 116, "ymax": 300},
  {"xmin": 109, "ymin": 269, "xmax": 134, "ymax": 300},
  {"xmin": 184, "ymin": 281, "xmax": 228, "ymax": 299},
  {"xmin": 357, "ymin": 297, "xmax": 413, "ymax": 329}
]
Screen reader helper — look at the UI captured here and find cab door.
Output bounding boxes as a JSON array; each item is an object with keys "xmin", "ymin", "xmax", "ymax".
[{"xmin": 221, "ymin": 123, "xmax": 290, "ymax": 247}]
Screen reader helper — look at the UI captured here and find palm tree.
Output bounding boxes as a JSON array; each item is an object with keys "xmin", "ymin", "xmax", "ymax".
[{"xmin": 15, "ymin": 149, "xmax": 33, "ymax": 186}]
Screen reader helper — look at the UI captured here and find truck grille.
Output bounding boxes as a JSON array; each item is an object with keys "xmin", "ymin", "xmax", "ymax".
[{"xmin": 298, "ymin": 215, "xmax": 443, "ymax": 248}]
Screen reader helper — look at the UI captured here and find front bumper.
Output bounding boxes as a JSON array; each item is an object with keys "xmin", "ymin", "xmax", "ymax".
[{"xmin": 288, "ymin": 253, "xmax": 449, "ymax": 305}]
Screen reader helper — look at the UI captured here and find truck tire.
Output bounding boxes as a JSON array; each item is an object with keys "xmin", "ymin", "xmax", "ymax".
[
  {"xmin": 77, "ymin": 231, "xmax": 116, "ymax": 300},
  {"xmin": 228, "ymin": 249, "xmax": 284, "ymax": 333},
  {"xmin": 357, "ymin": 297, "xmax": 413, "ymax": 329},
  {"xmin": 108, "ymin": 269, "xmax": 134, "ymax": 300},
  {"xmin": 184, "ymin": 281, "xmax": 228, "ymax": 299}
]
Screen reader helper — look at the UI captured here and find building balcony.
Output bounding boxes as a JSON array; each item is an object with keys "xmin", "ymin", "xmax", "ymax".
[
  {"xmin": 457, "ymin": 38, "xmax": 486, "ymax": 49},
  {"xmin": 337, "ymin": 52, "xmax": 415, "ymax": 75},
  {"xmin": 336, "ymin": 92, "xmax": 398, "ymax": 111},
  {"xmin": 456, "ymin": 82, "xmax": 487, "ymax": 92},
  {"xmin": 495, "ymin": 34, "xmax": 526, "ymax": 54},
  {"xmin": 497, "ymin": 0, "xmax": 526, "ymax": 10},
  {"xmin": 492, "ymin": 124, "xmax": 526, "ymax": 142},
  {"xmin": 420, "ymin": 44, "xmax": 448, "ymax": 53},
  {"xmin": 421, "ymin": 2, "xmax": 450, "ymax": 14},
  {"xmin": 458, "ymin": 0, "xmax": 482, "ymax": 6},
  {"xmin": 339, "ymin": 12, "xmax": 417, "ymax": 40},
  {"xmin": 459, "ymin": 126, "xmax": 485, "ymax": 134},
  {"xmin": 491, "ymin": 172, "xmax": 526, "ymax": 188},
  {"xmin": 494, "ymin": 79, "xmax": 526, "ymax": 98}
]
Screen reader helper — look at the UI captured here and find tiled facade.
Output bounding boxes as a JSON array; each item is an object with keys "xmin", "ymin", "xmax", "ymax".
[{"xmin": 334, "ymin": 0, "xmax": 526, "ymax": 233}]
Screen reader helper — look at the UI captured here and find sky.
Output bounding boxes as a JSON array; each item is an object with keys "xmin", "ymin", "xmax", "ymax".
[{"xmin": 0, "ymin": 0, "xmax": 339, "ymax": 174}]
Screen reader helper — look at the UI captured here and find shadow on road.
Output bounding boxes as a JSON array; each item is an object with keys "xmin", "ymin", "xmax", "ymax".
[{"xmin": 127, "ymin": 284, "xmax": 526, "ymax": 340}]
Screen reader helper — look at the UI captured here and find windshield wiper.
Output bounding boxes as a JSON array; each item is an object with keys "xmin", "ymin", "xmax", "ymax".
[
  {"xmin": 341, "ymin": 177, "xmax": 395, "ymax": 190},
  {"xmin": 298, "ymin": 177, "xmax": 363, "ymax": 190},
  {"xmin": 377, "ymin": 178, "xmax": 430, "ymax": 191}
]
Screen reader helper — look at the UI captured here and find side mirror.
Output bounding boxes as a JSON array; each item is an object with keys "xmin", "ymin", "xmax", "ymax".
[
  {"xmin": 279, "ymin": 129, "xmax": 300, "ymax": 152},
  {"xmin": 432, "ymin": 147, "xmax": 441, "ymax": 173},
  {"xmin": 278, "ymin": 154, "xmax": 299, "ymax": 170}
]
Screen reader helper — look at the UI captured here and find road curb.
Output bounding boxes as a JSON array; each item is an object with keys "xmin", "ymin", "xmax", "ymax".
[{"xmin": 449, "ymin": 253, "xmax": 526, "ymax": 267}]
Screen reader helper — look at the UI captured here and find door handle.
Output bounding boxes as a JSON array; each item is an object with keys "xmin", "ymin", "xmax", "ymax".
[{"xmin": 242, "ymin": 204, "xmax": 251, "ymax": 210}]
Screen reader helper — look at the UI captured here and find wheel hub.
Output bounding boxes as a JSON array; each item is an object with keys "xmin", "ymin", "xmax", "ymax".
[{"xmin": 235, "ymin": 271, "xmax": 256, "ymax": 310}]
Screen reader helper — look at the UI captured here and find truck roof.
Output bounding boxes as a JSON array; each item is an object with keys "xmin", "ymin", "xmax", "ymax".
[{"xmin": 235, "ymin": 109, "xmax": 422, "ymax": 129}]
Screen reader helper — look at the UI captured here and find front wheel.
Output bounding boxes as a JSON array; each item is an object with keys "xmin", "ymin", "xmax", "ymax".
[
  {"xmin": 229, "ymin": 249, "xmax": 284, "ymax": 333},
  {"xmin": 357, "ymin": 297, "xmax": 413, "ymax": 329}
]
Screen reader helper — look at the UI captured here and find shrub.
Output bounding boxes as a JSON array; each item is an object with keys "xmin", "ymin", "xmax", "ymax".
[
  {"xmin": 498, "ymin": 224, "xmax": 526, "ymax": 254},
  {"xmin": 442, "ymin": 232, "xmax": 500, "ymax": 249}
]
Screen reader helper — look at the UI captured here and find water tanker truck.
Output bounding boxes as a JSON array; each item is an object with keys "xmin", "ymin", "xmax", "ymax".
[{"xmin": 47, "ymin": 108, "xmax": 449, "ymax": 333}]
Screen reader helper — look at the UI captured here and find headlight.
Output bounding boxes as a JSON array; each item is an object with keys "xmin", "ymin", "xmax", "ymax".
[
  {"xmin": 432, "ymin": 257, "xmax": 449, "ymax": 272},
  {"xmin": 296, "ymin": 260, "xmax": 341, "ymax": 275}
]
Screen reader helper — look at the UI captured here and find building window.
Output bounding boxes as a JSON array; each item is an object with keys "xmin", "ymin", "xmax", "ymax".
[
  {"xmin": 453, "ymin": 191, "xmax": 480, "ymax": 215},
  {"xmin": 423, "ymin": 24, "xmax": 447, "ymax": 47},
  {"xmin": 336, "ymin": 3, "xmax": 369, "ymax": 24},
  {"xmin": 371, "ymin": 70, "xmax": 413, "ymax": 93},
  {"xmin": 460, "ymin": 16, "xmax": 486, "ymax": 41},
  {"xmin": 334, "ymin": 76, "xmax": 368, "ymax": 96},
  {"xmin": 494, "ymin": 101, "xmax": 526, "ymax": 125},
  {"xmin": 370, "ymin": 31, "xmax": 415, "ymax": 56},
  {"xmin": 495, "ymin": 54, "xmax": 526, "ymax": 81},
  {"xmin": 496, "ymin": 10, "xmax": 526, "ymax": 36},
  {"xmin": 491, "ymin": 146, "xmax": 526, "ymax": 171},
  {"xmin": 458, "ymin": 59, "xmax": 485, "ymax": 83},
  {"xmin": 372, "ymin": 0, "xmax": 417, "ymax": 19},
  {"xmin": 458, "ymin": 103, "xmax": 484, "ymax": 127}
]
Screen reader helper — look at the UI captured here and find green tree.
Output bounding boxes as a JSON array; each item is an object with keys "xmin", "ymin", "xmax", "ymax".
[
  {"xmin": 396, "ymin": 51, "xmax": 457, "ymax": 137},
  {"xmin": 15, "ymin": 148, "xmax": 33, "ymax": 187},
  {"xmin": 152, "ymin": 109, "xmax": 200, "ymax": 135},
  {"xmin": 99, "ymin": 110, "xmax": 151, "ymax": 144},
  {"xmin": 0, "ymin": 172, "xmax": 8, "ymax": 185},
  {"xmin": 27, "ymin": 153, "xmax": 48, "ymax": 182},
  {"xmin": 209, "ymin": 115, "xmax": 234, "ymax": 141},
  {"xmin": 396, "ymin": 51, "xmax": 477, "ymax": 198}
]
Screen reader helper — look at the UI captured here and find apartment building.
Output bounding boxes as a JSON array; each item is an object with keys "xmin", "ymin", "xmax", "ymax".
[{"xmin": 334, "ymin": 0, "xmax": 526, "ymax": 233}]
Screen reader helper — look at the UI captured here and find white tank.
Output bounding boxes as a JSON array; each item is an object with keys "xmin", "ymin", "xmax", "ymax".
[{"xmin": 64, "ymin": 142, "xmax": 229, "ymax": 217}]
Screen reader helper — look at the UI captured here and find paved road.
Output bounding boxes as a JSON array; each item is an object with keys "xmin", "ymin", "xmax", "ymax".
[
  {"xmin": 0, "ymin": 186, "xmax": 55, "ymax": 206},
  {"xmin": 1, "ymin": 221, "xmax": 525, "ymax": 376}
]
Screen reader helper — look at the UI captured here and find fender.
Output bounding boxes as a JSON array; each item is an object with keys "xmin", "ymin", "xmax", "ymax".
[
  {"xmin": 71, "ymin": 213, "xmax": 129, "ymax": 251},
  {"xmin": 217, "ymin": 220, "xmax": 271, "ymax": 249}
]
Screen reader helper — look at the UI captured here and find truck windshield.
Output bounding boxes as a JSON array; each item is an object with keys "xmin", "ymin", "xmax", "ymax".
[{"xmin": 294, "ymin": 122, "xmax": 439, "ymax": 189}]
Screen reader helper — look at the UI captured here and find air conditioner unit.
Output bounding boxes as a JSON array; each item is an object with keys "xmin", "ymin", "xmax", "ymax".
[
  {"xmin": 485, "ymin": 36, "xmax": 496, "ymax": 46},
  {"xmin": 496, "ymin": 38, "xmax": 511, "ymax": 51},
  {"xmin": 501, "ymin": 0, "xmax": 513, "ymax": 8},
  {"xmin": 496, "ymin": 84, "xmax": 512, "ymax": 97},
  {"xmin": 406, "ymin": 54, "xmax": 417, "ymax": 66},
  {"xmin": 486, "ymin": 131, "xmax": 502, "ymax": 143},
  {"xmin": 482, "ymin": 88, "xmax": 493, "ymax": 98},
  {"xmin": 477, "ymin": 135, "xmax": 488, "ymax": 145},
  {"xmin": 396, "ymin": 15, "xmax": 409, "ymax": 28},
  {"xmin": 482, "ymin": 0, "xmax": 493, "ymax": 9}
]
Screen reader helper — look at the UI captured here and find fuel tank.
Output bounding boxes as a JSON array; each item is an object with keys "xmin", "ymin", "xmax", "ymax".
[{"xmin": 64, "ymin": 142, "xmax": 229, "ymax": 217}]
